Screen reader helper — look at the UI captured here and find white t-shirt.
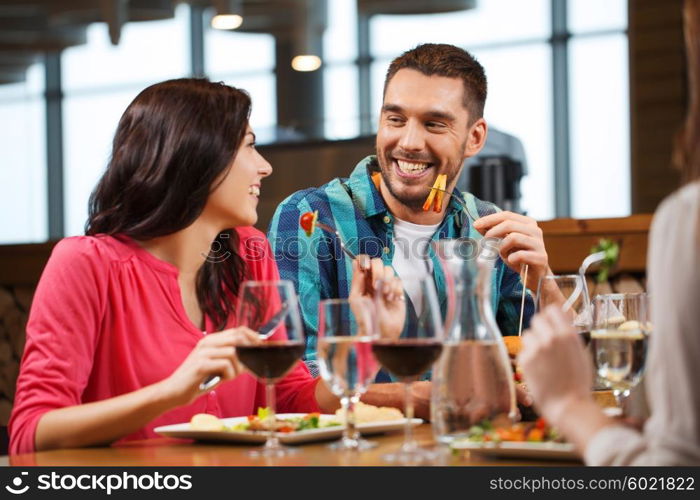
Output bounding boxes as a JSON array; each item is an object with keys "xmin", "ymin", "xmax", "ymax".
[{"xmin": 391, "ymin": 217, "xmax": 440, "ymax": 316}]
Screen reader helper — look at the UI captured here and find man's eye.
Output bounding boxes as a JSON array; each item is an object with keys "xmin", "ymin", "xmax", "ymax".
[
  {"xmin": 387, "ymin": 116, "xmax": 403, "ymax": 124},
  {"xmin": 426, "ymin": 122, "xmax": 445, "ymax": 129}
]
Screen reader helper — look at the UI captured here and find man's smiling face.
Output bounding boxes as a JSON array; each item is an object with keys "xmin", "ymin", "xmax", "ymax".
[{"xmin": 376, "ymin": 68, "xmax": 472, "ymax": 211}]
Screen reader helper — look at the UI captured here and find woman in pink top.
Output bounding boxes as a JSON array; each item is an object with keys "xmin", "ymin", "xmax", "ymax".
[{"xmin": 9, "ymin": 79, "xmax": 338, "ymax": 454}]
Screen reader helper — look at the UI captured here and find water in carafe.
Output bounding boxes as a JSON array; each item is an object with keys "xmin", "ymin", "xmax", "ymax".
[{"xmin": 431, "ymin": 238, "xmax": 517, "ymax": 444}]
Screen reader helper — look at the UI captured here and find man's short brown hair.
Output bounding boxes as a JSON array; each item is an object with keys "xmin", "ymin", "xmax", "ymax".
[{"xmin": 383, "ymin": 43, "xmax": 487, "ymax": 124}]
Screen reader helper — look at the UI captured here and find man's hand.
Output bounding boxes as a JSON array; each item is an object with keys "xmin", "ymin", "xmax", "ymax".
[
  {"xmin": 349, "ymin": 256, "xmax": 405, "ymax": 339},
  {"xmin": 473, "ymin": 211, "xmax": 550, "ymax": 291},
  {"xmin": 361, "ymin": 380, "xmax": 432, "ymax": 420}
]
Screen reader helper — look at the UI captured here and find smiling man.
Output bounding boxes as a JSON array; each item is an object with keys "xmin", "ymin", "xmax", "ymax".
[{"xmin": 267, "ymin": 44, "xmax": 551, "ymax": 416}]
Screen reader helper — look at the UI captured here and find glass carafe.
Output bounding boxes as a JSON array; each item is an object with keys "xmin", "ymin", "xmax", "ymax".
[{"xmin": 431, "ymin": 238, "xmax": 517, "ymax": 444}]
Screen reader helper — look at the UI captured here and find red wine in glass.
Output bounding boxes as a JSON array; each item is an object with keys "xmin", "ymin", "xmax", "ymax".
[
  {"xmin": 237, "ymin": 341, "xmax": 305, "ymax": 380},
  {"xmin": 371, "ymin": 339, "xmax": 443, "ymax": 379}
]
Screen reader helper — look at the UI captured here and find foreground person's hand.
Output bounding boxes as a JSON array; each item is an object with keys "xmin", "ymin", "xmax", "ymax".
[
  {"xmin": 161, "ymin": 327, "xmax": 260, "ymax": 406},
  {"xmin": 517, "ymin": 306, "xmax": 592, "ymax": 424}
]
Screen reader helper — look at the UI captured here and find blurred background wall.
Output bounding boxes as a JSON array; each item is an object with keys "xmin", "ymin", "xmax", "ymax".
[{"xmin": 0, "ymin": 0, "xmax": 685, "ymax": 240}]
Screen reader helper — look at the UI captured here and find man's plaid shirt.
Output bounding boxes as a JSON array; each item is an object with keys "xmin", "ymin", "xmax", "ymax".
[{"xmin": 267, "ymin": 156, "xmax": 533, "ymax": 376}]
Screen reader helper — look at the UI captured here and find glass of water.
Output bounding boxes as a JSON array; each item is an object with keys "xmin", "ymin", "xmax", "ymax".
[
  {"xmin": 591, "ymin": 293, "xmax": 651, "ymax": 413},
  {"xmin": 317, "ymin": 297, "xmax": 378, "ymax": 450}
]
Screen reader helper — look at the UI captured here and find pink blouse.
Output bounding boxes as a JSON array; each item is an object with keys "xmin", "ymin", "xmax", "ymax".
[{"xmin": 9, "ymin": 227, "xmax": 320, "ymax": 455}]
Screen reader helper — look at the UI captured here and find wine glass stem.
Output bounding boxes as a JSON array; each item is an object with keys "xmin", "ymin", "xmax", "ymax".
[
  {"xmin": 402, "ymin": 380, "xmax": 416, "ymax": 452},
  {"xmin": 341, "ymin": 394, "xmax": 360, "ymax": 443},
  {"xmin": 265, "ymin": 381, "xmax": 280, "ymax": 449},
  {"xmin": 613, "ymin": 389, "xmax": 628, "ymax": 415}
]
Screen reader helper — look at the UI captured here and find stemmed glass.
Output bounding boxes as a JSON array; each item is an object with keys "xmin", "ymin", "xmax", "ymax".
[
  {"xmin": 371, "ymin": 277, "xmax": 444, "ymax": 463},
  {"xmin": 317, "ymin": 297, "xmax": 378, "ymax": 450},
  {"xmin": 591, "ymin": 293, "xmax": 651, "ymax": 414},
  {"xmin": 536, "ymin": 274, "xmax": 593, "ymax": 344},
  {"xmin": 235, "ymin": 280, "xmax": 305, "ymax": 458}
]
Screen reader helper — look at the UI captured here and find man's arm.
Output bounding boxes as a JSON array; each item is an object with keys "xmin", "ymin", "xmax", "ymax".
[{"xmin": 361, "ymin": 381, "xmax": 431, "ymax": 420}]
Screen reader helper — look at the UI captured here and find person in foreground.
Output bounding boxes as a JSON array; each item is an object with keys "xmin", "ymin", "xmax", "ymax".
[
  {"xmin": 9, "ymin": 79, "xmax": 340, "ymax": 454},
  {"xmin": 518, "ymin": 0, "xmax": 700, "ymax": 466},
  {"xmin": 268, "ymin": 43, "xmax": 554, "ymax": 416}
]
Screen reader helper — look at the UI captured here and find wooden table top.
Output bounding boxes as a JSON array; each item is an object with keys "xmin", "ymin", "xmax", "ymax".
[{"xmin": 6, "ymin": 424, "xmax": 581, "ymax": 467}]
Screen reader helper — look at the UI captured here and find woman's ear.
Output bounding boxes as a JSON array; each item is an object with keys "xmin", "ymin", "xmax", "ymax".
[{"xmin": 463, "ymin": 118, "xmax": 488, "ymax": 159}]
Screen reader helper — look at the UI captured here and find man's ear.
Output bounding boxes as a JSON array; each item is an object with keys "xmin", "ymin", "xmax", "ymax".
[{"xmin": 463, "ymin": 118, "xmax": 488, "ymax": 159}]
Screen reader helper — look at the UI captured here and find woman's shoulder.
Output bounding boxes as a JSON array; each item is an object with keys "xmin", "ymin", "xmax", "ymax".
[
  {"xmin": 235, "ymin": 226, "xmax": 267, "ymax": 244},
  {"xmin": 234, "ymin": 227, "xmax": 278, "ymax": 279},
  {"xmin": 50, "ymin": 234, "xmax": 131, "ymax": 264},
  {"xmin": 652, "ymin": 181, "xmax": 700, "ymax": 231},
  {"xmin": 235, "ymin": 227, "xmax": 272, "ymax": 259}
]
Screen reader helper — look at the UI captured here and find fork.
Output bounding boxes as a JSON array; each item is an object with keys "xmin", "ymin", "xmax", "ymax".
[
  {"xmin": 430, "ymin": 187, "xmax": 480, "ymax": 223},
  {"xmin": 198, "ymin": 302, "xmax": 290, "ymax": 391},
  {"xmin": 314, "ymin": 220, "xmax": 372, "ymax": 295}
]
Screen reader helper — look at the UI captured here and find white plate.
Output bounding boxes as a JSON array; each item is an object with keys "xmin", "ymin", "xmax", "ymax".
[
  {"xmin": 451, "ymin": 440, "xmax": 579, "ymax": 461},
  {"xmin": 154, "ymin": 414, "xmax": 422, "ymax": 445}
]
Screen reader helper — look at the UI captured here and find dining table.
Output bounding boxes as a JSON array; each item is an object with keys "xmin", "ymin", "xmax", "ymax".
[{"xmin": 2, "ymin": 423, "xmax": 582, "ymax": 467}]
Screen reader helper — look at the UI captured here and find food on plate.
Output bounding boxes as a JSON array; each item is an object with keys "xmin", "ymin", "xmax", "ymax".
[
  {"xmin": 335, "ymin": 401, "xmax": 404, "ymax": 423},
  {"xmin": 422, "ymin": 174, "xmax": 447, "ymax": 212},
  {"xmin": 230, "ymin": 407, "xmax": 341, "ymax": 433},
  {"xmin": 461, "ymin": 417, "xmax": 563, "ymax": 444},
  {"xmin": 618, "ymin": 320, "xmax": 641, "ymax": 331},
  {"xmin": 190, "ymin": 413, "xmax": 226, "ymax": 431},
  {"xmin": 299, "ymin": 210, "xmax": 319, "ymax": 237},
  {"xmin": 190, "ymin": 408, "xmax": 341, "ymax": 434}
]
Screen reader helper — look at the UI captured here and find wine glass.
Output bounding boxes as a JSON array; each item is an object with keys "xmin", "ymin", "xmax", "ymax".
[
  {"xmin": 317, "ymin": 297, "xmax": 378, "ymax": 450},
  {"xmin": 371, "ymin": 276, "xmax": 444, "ymax": 463},
  {"xmin": 235, "ymin": 280, "xmax": 305, "ymax": 457},
  {"xmin": 591, "ymin": 293, "xmax": 651, "ymax": 414},
  {"xmin": 536, "ymin": 274, "xmax": 593, "ymax": 344}
]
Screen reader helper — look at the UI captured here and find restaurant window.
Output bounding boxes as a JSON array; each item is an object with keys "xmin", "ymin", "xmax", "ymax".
[
  {"xmin": 569, "ymin": 0, "xmax": 629, "ymax": 218},
  {"xmin": 0, "ymin": 63, "xmax": 47, "ymax": 244},
  {"xmin": 367, "ymin": 0, "xmax": 554, "ymax": 219},
  {"xmin": 323, "ymin": 0, "xmax": 360, "ymax": 139},
  {"xmin": 62, "ymin": 4, "xmax": 190, "ymax": 237},
  {"xmin": 205, "ymin": 27, "xmax": 277, "ymax": 143}
]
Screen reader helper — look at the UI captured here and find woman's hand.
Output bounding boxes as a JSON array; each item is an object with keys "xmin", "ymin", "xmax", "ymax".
[
  {"xmin": 517, "ymin": 306, "xmax": 593, "ymax": 425},
  {"xmin": 349, "ymin": 256, "xmax": 405, "ymax": 339},
  {"xmin": 160, "ymin": 327, "xmax": 260, "ymax": 407}
]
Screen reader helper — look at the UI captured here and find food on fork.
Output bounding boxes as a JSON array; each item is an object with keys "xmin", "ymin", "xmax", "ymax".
[
  {"xmin": 190, "ymin": 413, "xmax": 226, "ymax": 431},
  {"xmin": 334, "ymin": 401, "xmax": 404, "ymax": 423},
  {"xmin": 503, "ymin": 336, "xmax": 523, "ymax": 358},
  {"xmin": 299, "ymin": 210, "xmax": 319, "ymax": 237},
  {"xmin": 422, "ymin": 174, "xmax": 447, "ymax": 212}
]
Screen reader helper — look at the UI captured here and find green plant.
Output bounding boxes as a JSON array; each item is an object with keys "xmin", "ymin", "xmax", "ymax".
[{"xmin": 590, "ymin": 238, "xmax": 620, "ymax": 283}]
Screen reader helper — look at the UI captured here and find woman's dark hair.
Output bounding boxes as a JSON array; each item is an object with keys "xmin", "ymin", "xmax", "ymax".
[
  {"xmin": 674, "ymin": 0, "xmax": 700, "ymax": 183},
  {"xmin": 86, "ymin": 78, "xmax": 251, "ymax": 330}
]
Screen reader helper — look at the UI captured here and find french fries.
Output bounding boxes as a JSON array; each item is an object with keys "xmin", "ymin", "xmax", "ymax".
[{"xmin": 422, "ymin": 174, "xmax": 447, "ymax": 212}]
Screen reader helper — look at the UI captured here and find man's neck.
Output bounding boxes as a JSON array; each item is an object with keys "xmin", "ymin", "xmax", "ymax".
[{"xmin": 378, "ymin": 177, "xmax": 449, "ymax": 225}]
